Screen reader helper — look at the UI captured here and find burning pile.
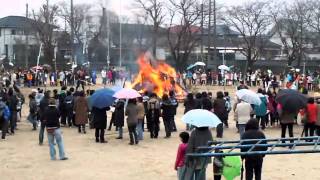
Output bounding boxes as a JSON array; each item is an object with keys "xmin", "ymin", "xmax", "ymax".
[{"xmin": 131, "ymin": 54, "xmax": 185, "ymax": 97}]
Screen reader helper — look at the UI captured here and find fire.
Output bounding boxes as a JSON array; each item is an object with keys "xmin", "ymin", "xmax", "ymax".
[{"xmin": 131, "ymin": 53, "xmax": 185, "ymax": 97}]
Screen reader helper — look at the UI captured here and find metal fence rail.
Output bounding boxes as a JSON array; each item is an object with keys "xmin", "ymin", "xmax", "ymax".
[{"xmin": 185, "ymin": 136, "xmax": 320, "ymax": 180}]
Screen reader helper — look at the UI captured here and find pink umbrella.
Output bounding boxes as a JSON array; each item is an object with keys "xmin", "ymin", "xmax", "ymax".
[
  {"xmin": 32, "ymin": 65, "xmax": 43, "ymax": 70},
  {"xmin": 113, "ymin": 88, "xmax": 141, "ymax": 99}
]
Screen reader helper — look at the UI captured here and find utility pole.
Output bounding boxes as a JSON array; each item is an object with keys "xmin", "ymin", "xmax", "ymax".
[
  {"xmin": 25, "ymin": 3, "xmax": 29, "ymax": 68},
  {"xmin": 70, "ymin": 0, "xmax": 75, "ymax": 66},
  {"xmin": 207, "ymin": 0, "xmax": 212, "ymax": 65},
  {"xmin": 119, "ymin": 0, "xmax": 122, "ymax": 67},
  {"xmin": 107, "ymin": 6, "xmax": 110, "ymax": 69},
  {"xmin": 213, "ymin": 0, "xmax": 217, "ymax": 67},
  {"xmin": 200, "ymin": 3, "xmax": 204, "ymax": 62}
]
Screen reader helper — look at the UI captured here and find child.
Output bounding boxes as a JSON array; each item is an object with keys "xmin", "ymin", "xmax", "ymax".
[
  {"xmin": 213, "ymin": 150, "xmax": 224, "ymax": 180},
  {"xmin": 174, "ymin": 132, "xmax": 189, "ymax": 180}
]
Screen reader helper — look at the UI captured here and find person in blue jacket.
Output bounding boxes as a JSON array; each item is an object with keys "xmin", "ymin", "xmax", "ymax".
[
  {"xmin": 254, "ymin": 88, "xmax": 268, "ymax": 130},
  {"xmin": 0, "ymin": 97, "xmax": 11, "ymax": 140}
]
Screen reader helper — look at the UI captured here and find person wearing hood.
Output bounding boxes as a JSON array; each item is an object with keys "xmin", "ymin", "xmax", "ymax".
[
  {"xmin": 254, "ymin": 89, "xmax": 268, "ymax": 130},
  {"xmin": 0, "ymin": 97, "xmax": 10, "ymax": 140},
  {"xmin": 114, "ymin": 99, "xmax": 125, "ymax": 139},
  {"xmin": 161, "ymin": 94, "xmax": 173, "ymax": 138},
  {"xmin": 43, "ymin": 99, "xmax": 68, "ymax": 161},
  {"xmin": 147, "ymin": 93, "xmax": 160, "ymax": 139},
  {"xmin": 241, "ymin": 119, "xmax": 268, "ymax": 180}
]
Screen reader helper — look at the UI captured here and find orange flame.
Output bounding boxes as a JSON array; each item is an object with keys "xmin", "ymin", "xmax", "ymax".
[{"xmin": 131, "ymin": 54, "xmax": 185, "ymax": 97}]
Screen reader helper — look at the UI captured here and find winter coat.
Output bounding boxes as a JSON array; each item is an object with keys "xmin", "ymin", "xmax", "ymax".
[
  {"xmin": 241, "ymin": 129, "xmax": 267, "ymax": 160},
  {"xmin": 184, "ymin": 99, "xmax": 196, "ymax": 114},
  {"xmin": 254, "ymin": 94, "xmax": 268, "ymax": 116},
  {"xmin": 169, "ymin": 96, "xmax": 178, "ymax": 115},
  {"xmin": 64, "ymin": 95, "xmax": 74, "ymax": 112},
  {"xmin": 43, "ymin": 105, "xmax": 60, "ymax": 128},
  {"xmin": 306, "ymin": 103, "xmax": 318, "ymax": 124},
  {"xmin": 74, "ymin": 96, "xmax": 89, "ymax": 125},
  {"xmin": 114, "ymin": 100, "xmax": 125, "ymax": 127},
  {"xmin": 278, "ymin": 105, "xmax": 296, "ymax": 124},
  {"xmin": 185, "ymin": 128, "xmax": 213, "ymax": 169},
  {"xmin": 0, "ymin": 101, "xmax": 10, "ymax": 121},
  {"xmin": 202, "ymin": 97, "xmax": 213, "ymax": 111},
  {"xmin": 7, "ymin": 95, "xmax": 18, "ymax": 112},
  {"xmin": 137, "ymin": 102, "xmax": 145, "ymax": 121},
  {"xmin": 39, "ymin": 97, "xmax": 50, "ymax": 122},
  {"xmin": 29, "ymin": 98, "xmax": 37, "ymax": 115},
  {"xmin": 316, "ymin": 104, "xmax": 320, "ymax": 126},
  {"xmin": 234, "ymin": 102, "xmax": 253, "ymax": 125},
  {"xmin": 213, "ymin": 98, "xmax": 228, "ymax": 121},
  {"xmin": 125, "ymin": 103, "xmax": 138, "ymax": 126},
  {"xmin": 147, "ymin": 98, "xmax": 160, "ymax": 123},
  {"xmin": 161, "ymin": 100, "xmax": 173, "ymax": 120},
  {"xmin": 92, "ymin": 106, "xmax": 110, "ymax": 129}
]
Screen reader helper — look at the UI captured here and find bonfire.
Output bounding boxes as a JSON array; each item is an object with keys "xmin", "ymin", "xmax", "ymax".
[{"xmin": 131, "ymin": 53, "xmax": 185, "ymax": 98}]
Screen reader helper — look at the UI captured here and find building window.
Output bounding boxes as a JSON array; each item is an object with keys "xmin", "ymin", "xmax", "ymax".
[{"xmin": 11, "ymin": 30, "xmax": 16, "ymax": 35}]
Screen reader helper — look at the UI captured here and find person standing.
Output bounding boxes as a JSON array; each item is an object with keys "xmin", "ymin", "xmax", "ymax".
[
  {"xmin": 255, "ymin": 89, "xmax": 268, "ymax": 130},
  {"xmin": 161, "ymin": 94, "xmax": 173, "ymax": 138},
  {"xmin": 169, "ymin": 91, "xmax": 178, "ymax": 132},
  {"xmin": 185, "ymin": 127, "xmax": 213, "ymax": 180},
  {"xmin": 74, "ymin": 91, "xmax": 89, "ymax": 134},
  {"xmin": 315, "ymin": 98, "xmax": 320, "ymax": 136},
  {"xmin": 0, "ymin": 98, "xmax": 10, "ymax": 140},
  {"xmin": 101, "ymin": 69, "xmax": 107, "ymax": 86},
  {"xmin": 114, "ymin": 99, "xmax": 125, "ymax": 139},
  {"xmin": 92, "ymin": 106, "xmax": 110, "ymax": 143},
  {"xmin": 174, "ymin": 132, "xmax": 189, "ymax": 180},
  {"xmin": 58, "ymin": 86, "xmax": 67, "ymax": 126},
  {"xmin": 7, "ymin": 88, "xmax": 18, "ymax": 134},
  {"xmin": 184, "ymin": 93, "xmax": 196, "ymax": 131},
  {"xmin": 39, "ymin": 91, "xmax": 50, "ymax": 145},
  {"xmin": 241, "ymin": 119, "xmax": 268, "ymax": 180},
  {"xmin": 64, "ymin": 91, "xmax": 74, "ymax": 127},
  {"xmin": 278, "ymin": 103, "xmax": 296, "ymax": 145},
  {"xmin": 28, "ymin": 94, "xmax": 38, "ymax": 130},
  {"xmin": 125, "ymin": 99, "xmax": 139, "ymax": 145},
  {"xmin": 136, "ymin": 97, "xmax": 145, "ymax": 140},
  {"xmin": 213, "ymin": 91, "xmax": 228, "ymax": 138},
  {"xmin": 147, "ymin": 93, "xmax": 160, "ymax": 139},
  {"xmin": 43, "ymin": 99, "xmax": 68, "ymax": 161},
  {"xmin": 234, "ymin": 99, "xmax": 253, "ymax": 138},
  {"xmin": 304, "ymin": 97, "xmax": 317, "ymax": 138}
]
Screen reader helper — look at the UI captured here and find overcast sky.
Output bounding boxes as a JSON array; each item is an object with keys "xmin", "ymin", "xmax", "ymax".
[{"xmin": 1, "ymin": 0, "xmax": 291, "ymax": 20}]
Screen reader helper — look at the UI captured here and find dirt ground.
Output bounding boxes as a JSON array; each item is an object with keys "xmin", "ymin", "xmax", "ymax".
[{"xmin": 1, "ymin": 85, "xmax": 320, "ymax": 180}]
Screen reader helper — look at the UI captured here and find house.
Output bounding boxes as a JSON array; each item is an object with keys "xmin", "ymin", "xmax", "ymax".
[{"xmin": 0, "ymin": 16, "xmax": 40, "ymax": 66}]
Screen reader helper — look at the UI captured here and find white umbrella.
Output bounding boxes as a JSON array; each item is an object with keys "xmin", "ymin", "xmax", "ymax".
[
  {"xmin": 194, "ymin": 61, "xmax": 206, "ymax": 66},
  {"xmin": 182, "ymin": 109, "xmax": 222, "ymax": 128},
  {"xmin": 218, "ymin": 65, "xmax": 230, "ymax": 71},
  {"xmin": 236, "ymin": 89, "xmax": 261, "ymax": 105}
]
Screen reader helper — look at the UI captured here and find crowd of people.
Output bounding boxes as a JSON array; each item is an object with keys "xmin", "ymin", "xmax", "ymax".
[{"xmin": 1, "ymin": 66, "xmax": 320, "ymax": 180}]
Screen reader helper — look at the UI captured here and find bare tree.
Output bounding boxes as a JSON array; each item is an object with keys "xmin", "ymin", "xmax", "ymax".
[
  {"xmin": 307, "ymin": 0, "xmax": 320, "ymax": 47},
  {"xmin": 134, "ymin": 0, "xmax": 166, "ymax": 56},
  {"xmin": 59, "ymin": 2, "xmax": 92, "ymax": 48},
  {"xmin": 167, "ymin": 0, "xmax": 201, "ymax": 71},
  {"xmin": 32, "ymin": 0, "xmax": 59, "ymax": 65},
  {"xmin": 222, "ymin": 1, "xmax": 271, "ymax": 72}
]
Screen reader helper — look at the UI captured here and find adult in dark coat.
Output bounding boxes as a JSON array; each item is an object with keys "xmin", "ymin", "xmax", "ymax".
[
  {"xmin": 241, "ymin": 119, "xmax": 268, "ymax": 180},
  {"xmin": 169, "ymin": 91, "xmax": 178, "ymax": 131},
  {"xmin": 194, "ymin": 93, "xmax": 203, "ymax": 109},
  {"xmin": 74, "ymin": 91, "xmax": 89, "ymax": 134},
  {"xmin": 7, "ymin": 88, "xmax": 18, "ymax": 134},
  {"xmin": 114, "ymin": 99, "xmax": 125, "ymax": 139},
  {"xmin": 147, "ymin": 93, "xmax": 160, "ymax": 138},
  {"xmin": 64, "ymin": 91, "xmax": 74, "ymax": 127},
  {"xmin": 201, "ymin": 92, "xmax": 213, "ymax": 111},
  {"xmin": 39, "ymin": 91, "xmax": 50, "ymax": 145},
  {"xmin": 213, "ymin": 91, "xmax": 228, "ymax": 138},
  {"xmin": 161, "ymin": 94, "xmax": 173, "ymax": 138},
  {"xmin": 184, "ymin": 93, "xmax": 196, "ymax": 114},
  {"xmin": 92, "ymin": 106, "xmax": 110, "ymax": 143}
]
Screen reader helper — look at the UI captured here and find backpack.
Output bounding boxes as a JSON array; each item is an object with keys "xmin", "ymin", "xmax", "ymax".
[{"xmin": 64, "ymin": 96, "xmax": 74, "ymax": 110}]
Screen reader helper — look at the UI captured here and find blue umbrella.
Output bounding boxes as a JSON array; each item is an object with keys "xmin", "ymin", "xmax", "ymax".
[
  {"xmin": 90, "ymin": 88, "xmax": 115, "ymax": 108},
  {"xmin": 110, "ymin": 86, "xmax": 123, "ymax": 92},
  {"xmin": 182, "ymin": 109, "xmax": 221, "ymax": 127},
  {"xmin": 187, "ymin": 64, "xmax": 196, "ymax": 70}
]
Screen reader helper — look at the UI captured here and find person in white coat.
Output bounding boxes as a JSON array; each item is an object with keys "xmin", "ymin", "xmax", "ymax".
[{"xmin": 234, "ymin": 99, "xmax": 253, "ymax": 138}]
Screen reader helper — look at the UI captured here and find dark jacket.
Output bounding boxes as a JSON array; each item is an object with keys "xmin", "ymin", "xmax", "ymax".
[
  {"xmin": 39, "ymin": 97, "xmax": 50, "ymax": 122},
  {"xmin": 29, "ymin": 98, "xmax": 37, "ymax": 115},
  {"xmin": 184, "ymin": 99, "xmax": 196, "ymax": 114},
  {"xmin": 213, "ymin": 98, "xmax": 228, "ymax": 120},
  {"xmin": 43, "ymin": 105, "xmax": 60, "ymax": 128},
  {"xmin": 74, "ymin": 96, "xmax": 89, "ymax": 125},
  {"xmin": 64, "ymin": 95, "xmax": 74, "ymax": 112},
  {"xmin": 92, "ymin": 106, "xmax": 110, "ymax": 129},
  {"xmin": 169, "ymin": 96, "xmax": 178, "ymax": 115},
  {"xmin": 202, "ymin": 97, "xmax": 213, "ymax": 111},
  {"xmin": 114, "ymin": 100, "xmax": 125, "ymax": 127},
  {"xmin": 7, "ymin": 95, "xmax": 18, "ymax": 112},
  {"xmin": 241, "ymin": 130, "xmax": 268, "ymax": 160},
  {"xmin": 126, "ymin": 103, "xmax": 138, "ymax": 126},
  {"xmin": 194, "ymin": 98, "xmax": 202, "ymax": 109},
  {"xmin": 186, "ymin": 128, "xmax": 213, "ymax": 169},
  {"xmin": 161, "ymin": 100, "xmax": 173, "ymax": 120}
]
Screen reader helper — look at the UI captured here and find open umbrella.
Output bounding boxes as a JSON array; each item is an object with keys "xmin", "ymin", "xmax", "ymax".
[
  {"xmin": 194, "ymin": 61, "xmax": 206, "ymax": 66},
  {"xmin": 218, "ymin": 65, "xmax": 230, "ymax": 71},
  {"xmin": 110, "ymin": 86, "xmax": 123, "ymax": 92},
  {"xmin": 223, "ymin": 156, "xmax": 241, "ymax": 180},
  {"xmin": 113, "ymin": 88, "xmax": 141, "ymax": 99},
  {"xmin": 276, "ymin": 89, "xmax": 308, "ymax": 113},
  {"xmin": 90, "ymin": 88, "xmax": 115, "ymax": 108},
  {"xmin": 187, "ymin": 64, "xmax": 196, "ymax": 70},
  {"xmin": 236, "ymin": 89, "xmax": 261, "ymax": 105},
  {"xmin": 182, "ymin": 109, "xmax": 221, "ymax": 127}
]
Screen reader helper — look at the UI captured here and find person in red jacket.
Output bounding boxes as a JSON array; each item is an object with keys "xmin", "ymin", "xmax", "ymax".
[
  {"xmin": 174, "ymin": 132, "xmax": 189, "ymax": 180},
  {"xmin": 305, "ymin": 97, "xmax": 318, "ymax": 138}
]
